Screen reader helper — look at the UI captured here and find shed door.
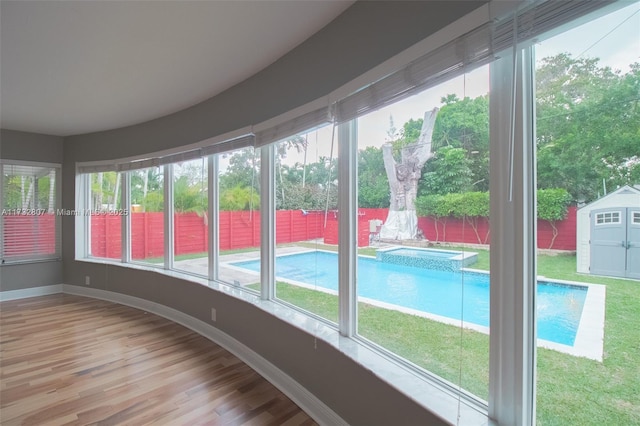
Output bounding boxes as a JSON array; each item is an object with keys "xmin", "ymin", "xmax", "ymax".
[
  {"xmin": 590, "ymin": 209, "xmax": 626, "ymax": 278},
  {"xmin": 628, "ymin": 209, "xmax": 640, "ymax": 279}
]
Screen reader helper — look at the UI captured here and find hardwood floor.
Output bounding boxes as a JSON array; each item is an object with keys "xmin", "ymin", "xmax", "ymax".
[{"xmin": 0, "ymin": 294, "xmax": 317, "ymax": 426}]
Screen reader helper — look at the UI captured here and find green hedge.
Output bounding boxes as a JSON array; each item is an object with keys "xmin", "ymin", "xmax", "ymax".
[{"xmin": 416, "ymin": 188, "xmax": 571, "ymax": 220}]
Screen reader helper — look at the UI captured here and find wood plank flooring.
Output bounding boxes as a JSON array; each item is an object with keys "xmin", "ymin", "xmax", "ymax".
[{"xmin": 0, "ymin": 294, "xmax": 317, "ymax": 426}]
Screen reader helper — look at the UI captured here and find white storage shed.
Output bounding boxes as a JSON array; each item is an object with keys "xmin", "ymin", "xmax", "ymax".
[{"xmin": 576, "ymin": 185, "xmax": 640, "ymax": 279}]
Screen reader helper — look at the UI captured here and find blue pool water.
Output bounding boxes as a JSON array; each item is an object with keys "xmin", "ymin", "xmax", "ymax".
[{"xmin": 232, "ymin": 251, "xmax": 588, "ymax": 346}]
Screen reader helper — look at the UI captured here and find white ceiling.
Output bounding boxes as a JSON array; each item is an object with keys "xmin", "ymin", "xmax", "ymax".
[{"xmin": 0, "ymin": 1, "xmax": 353, "ymax": 137}]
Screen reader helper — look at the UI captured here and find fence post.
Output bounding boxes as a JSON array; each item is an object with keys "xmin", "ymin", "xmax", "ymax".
[{"xmin": 289, "ymin": 210, "xmax": 294, "ymax": 243}]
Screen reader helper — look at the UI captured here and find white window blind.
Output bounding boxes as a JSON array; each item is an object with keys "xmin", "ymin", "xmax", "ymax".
[
  {"xmin": 159, "ymin": 148, "xmax": 203, "ymax": 166},
  {"xmin": 255, "ymin": 107, "xmax": 331, "ymax": 147},
  {"xmin": 1, "ymin": 162, "xmax": 61, "ymax": 263},
  {"xmin": 202, "ymin": 135, "xmax": 255, "ymax": 156},
  {"xmin": 77, "ymin": 163, "xmax": 117, "ymax": 174}
]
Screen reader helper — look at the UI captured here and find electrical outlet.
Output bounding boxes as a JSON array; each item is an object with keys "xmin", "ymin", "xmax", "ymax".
[
  {"xmin": 211, "ymin": 308, "xmax": 217, "ymax": 322},
  {"xmin": 85, "ymin": 276, "xmax": 90, "ymax": 286}
]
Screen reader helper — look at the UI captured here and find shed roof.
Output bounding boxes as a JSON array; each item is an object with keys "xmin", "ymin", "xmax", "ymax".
[{"xmin": 578, "ymin": 185, "xmax": 640, "ymax": 211}]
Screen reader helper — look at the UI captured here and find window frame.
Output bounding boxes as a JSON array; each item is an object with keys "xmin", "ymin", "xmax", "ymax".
[
  {"xmin": 595, "ymin": 211, "xmax": 622, "ymax": 225},
  {"xmin": 1, "ymin": 159, "xmax": 62, "ymax": 264}
]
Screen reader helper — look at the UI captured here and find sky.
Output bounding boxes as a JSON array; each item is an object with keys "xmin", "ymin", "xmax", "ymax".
[{"xmin": 235, "ymin": 2, "xmax": 640, "ymax": 169}]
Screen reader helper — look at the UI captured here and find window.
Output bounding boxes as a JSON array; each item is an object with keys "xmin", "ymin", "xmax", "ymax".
[
  {"xmin": 1, "ymin": 162, "xmax": 61, "ymax": 263},
  {"xmin": 129, "ymin": 166, "xmax": 164, "ymax": 265},
  {"xmin": 633, "ymin": 212, "xmax": 640, "ymax": 225},
  {"xmin": 173, "ymin": 159, "xmax": 208, "ymax": 276},
  {"xmin": 216, "ymin": 147, "xmax": 261, "ymax": 290},
  {"xmin": 88, "ymin": 171, "xmax": 122, "ymax": 260},
  {"xmin": 595, "ymin": 211, "xmax": 621, "ymax": 225},
  {"xmin": 354, "ymin": 65, "xmax": 491, "ymax": 400},
  {"xmin": 535, "ymin": 4, "xmax": 639, "ymax": 424},
  {"xmin": 273, "ymin": 125, "xmax": 339, "ymax": 323}
]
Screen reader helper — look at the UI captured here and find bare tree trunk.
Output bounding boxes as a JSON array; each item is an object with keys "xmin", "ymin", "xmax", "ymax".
[
  {"xmin": 22, "ymin": 179, "xmax": 34, "ymax": 210},
  {"xmin": 143, "ymin": 170, "xmax": 149, "ymax": 200},
  {"xmin": 379, "ymin": 108, "xmax": 439, "ymax": 240},
  {"xmin": 302, "ymin": 135, "xmax": 308, "ymax": 188},
  {"xmin": 48, "ymin": 169, "xmax": 56, "ymax": 213},
  {"xmin": 97, "ymin": 172, "xmax": 104, "ymax": 210},
  {"xmin": 113, "ymin": 173, "xmax": 121, "ymax": 209}
]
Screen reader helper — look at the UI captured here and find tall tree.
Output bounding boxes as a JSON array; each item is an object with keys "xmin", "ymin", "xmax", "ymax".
[
  {"xmin": 431, "ymin": 94, "xmax": 489, "ymax": 192},
  {"xmin": 536, "ymin": 54, "xmax": 640, "ymax": 202}
]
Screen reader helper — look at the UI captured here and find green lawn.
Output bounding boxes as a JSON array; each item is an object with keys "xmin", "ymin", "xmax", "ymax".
[{"xmin": 260, "ymin": 247, "xmax": 640, "ymax": 425}]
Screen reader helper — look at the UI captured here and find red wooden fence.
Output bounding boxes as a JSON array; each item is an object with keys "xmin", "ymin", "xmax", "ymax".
[
  {"xmin": 5, "ymin": 207, "xmax": 576, "ymax": 260},
  {"xmin": 90, "ymin": 209, "xmax": 328, "ymax": 259}
]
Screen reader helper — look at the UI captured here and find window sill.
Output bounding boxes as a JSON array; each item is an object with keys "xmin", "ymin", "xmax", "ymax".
[{"xmin": 75, "ymin": 257, "xmax": 493, "ymax": 425}]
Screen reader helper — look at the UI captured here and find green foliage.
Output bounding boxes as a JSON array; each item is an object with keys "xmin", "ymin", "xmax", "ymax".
[
  {"xmin": 536, "ymin": 55, "xmax": 640, "ymax": 202},
  {"xmin": 432, "ymin": 94, "xmax": 490, "ymax": 191},
  {"xmin": 91, "ymin": 171, "xmax": 120, "ymax": 210},
  {"xmin": 219, "ymin": 148, "xmax": 260, "ymax": 193},
  {"xmin": 419, "ymin": 146, "xmax": 473, "ymax": 196},
  {"xmin": 537, "ymin": 188, "xmax": 572, "ymax": 249},
  {"xmin": 537, "ymin": 188, "xmax": 572, "ymax": 222},
  {"xmin": 391, "ymin": 118, "xmax": 424, "ymax": 159},
  {"xmin": 457, "ymin": 191, "xmax": 490, "ymax": 219},
  {"xmin": 220, "ymin": 186, "xmax": 259, "ymax": 211},
  {"xmin": 3, "ymin": 170, "xmax": 56, "ymax": 210},
  {"xmin": 173, "ymin": 175, "xmax": 207, "ymax": 213},
  {"xmin": 276, "ymin": 183, "xmax": 336, "ymax": 210},
  {"xmin": 417, "ymin": 189, "xmax": 569, "ymax": 221},
  {"xmin": 358, "ymin": 146, "xmax": 389, "ymax": 208},
  {"xmin": 142, "ymin": 191, "xmax": 163, "ymax": 212}
]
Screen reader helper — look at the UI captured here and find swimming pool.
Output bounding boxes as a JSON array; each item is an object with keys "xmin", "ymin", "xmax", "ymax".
[{"xmin": 231, "ymin": 250, "xmax": 588, "ymax": 346}]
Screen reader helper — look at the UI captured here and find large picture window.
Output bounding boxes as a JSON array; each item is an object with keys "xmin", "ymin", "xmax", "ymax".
[
  {"xmin": 354, "ymin": 64, "xmax": 491, "ymax": 400},
  {"xmin": 272, "ymin": 125, "xmax": 339, "ymax": 323},
  {"xmin": 534, "ymin": 4, "xmax": 640, "ymax": 424},
  {"xmin": 172, "ymin": 159, "xmax": 208, "ymax": 276},
  {"xmin": 1, "ymin": 162, "xmax": 61, "ymax": 263},
  {"xmin": 216, "ymin": 147, "xmax": 261, "ymax": 290}
]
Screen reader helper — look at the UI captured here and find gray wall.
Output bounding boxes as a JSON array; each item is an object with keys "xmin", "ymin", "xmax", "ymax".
[
  {"xmin": 0, "ymin": 129, "xmax": 64, "ymax": 291},
  {"xmin": 15, "ymin": 1, "xmax": 485, "ymax": 424}
]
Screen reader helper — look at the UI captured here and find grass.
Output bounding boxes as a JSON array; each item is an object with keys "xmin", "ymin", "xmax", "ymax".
[{"xmin": 256, "ymin": 246, "xmax": 639, "ymax": 425}]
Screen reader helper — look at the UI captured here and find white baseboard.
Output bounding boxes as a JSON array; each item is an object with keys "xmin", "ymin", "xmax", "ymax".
[
  {"xmin": 61, "ymin": 284, "xmax": 347, "ymax": 426},
  {"xmin": 0, "ymin": 284, "xmax": 63, "ymax": 301}
]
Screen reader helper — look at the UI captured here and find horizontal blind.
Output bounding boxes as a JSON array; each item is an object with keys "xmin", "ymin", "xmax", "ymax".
[
  {"xmin": 202, "ymin": 135, "xmax": 255, "ymax": 156},
  {"xmin": 335, "ymin": 0, "xmax": 615, "ymax": 124},
  {"xmin": 1, "ymin": 163, "xmax": 62, "ymax": 263},
  {"xmin": 117, "ymin": 158, "xmax": 160, "ymax": 172},
  {"xmin": 158, "ymin": 148, "xmax": 203, "ymax": 165},
  {"xmin": 77, "ymin": 163, "xmax": 116, "ymax": 174},
  {"xmin": 255, "ymin": 107, "xmax": 331, "ymax": 147},
  {"xmin": 491, "ymin": 0, "xmax": 616, "ymax": 53},
  {"xmin": 335, "ymin": 23, "xmax": 493, "ymax": 123}
]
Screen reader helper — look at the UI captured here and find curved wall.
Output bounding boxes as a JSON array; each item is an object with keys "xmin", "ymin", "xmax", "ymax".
[{"xmin": 61, "ymin": 2, "xmax": 486, "ymax": 424}]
